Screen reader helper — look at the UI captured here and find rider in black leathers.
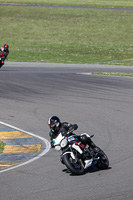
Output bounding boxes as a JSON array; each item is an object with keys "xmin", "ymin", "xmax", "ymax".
[{"xmin": 48, "ymin": 116, "xmax": 98, "ymax": 153}]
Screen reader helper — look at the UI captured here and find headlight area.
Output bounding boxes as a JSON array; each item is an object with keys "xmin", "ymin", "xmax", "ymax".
[
  {"xmin": 55, "ymin": 145, "xmax": 61, "ymax": 151},
  {"xmin": 60, "ymin": 138, "xmax": 68, "ymax": 148}
]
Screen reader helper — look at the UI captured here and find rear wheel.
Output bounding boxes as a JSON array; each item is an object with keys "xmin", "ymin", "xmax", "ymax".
[
  {"xmin": 94, "ymin": 147, "xmax": 109, "ymax": 170},
  {"xmin": 63, "ymin": 153, "xmax": 84, "ymax": 175}
]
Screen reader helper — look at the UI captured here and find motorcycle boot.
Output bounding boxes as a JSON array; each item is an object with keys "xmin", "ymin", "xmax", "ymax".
[
  {"xmin": 90, "ymin": 142, "xmax": 100, "ymax": 154},
  {"xmin": 86, "ymin": 138, "xmax": 100, "ymax": 154},
  {"xmin": 82, "ymin": 149, "xmax": 93, "ymax": 169},
  {"xmin": 80, "ymin": 134, "xmax": 99, "ymax": 153}
]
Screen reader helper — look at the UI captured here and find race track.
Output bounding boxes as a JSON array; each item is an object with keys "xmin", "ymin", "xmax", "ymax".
[{"xmin": 0, "ymin": 62, "xmax": 133, "ymax": 200}]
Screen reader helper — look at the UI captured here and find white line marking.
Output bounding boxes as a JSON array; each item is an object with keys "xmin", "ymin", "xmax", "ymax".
[{"xmin": 0, "ymin": 121, "xmax": 51, "ymax": 173}]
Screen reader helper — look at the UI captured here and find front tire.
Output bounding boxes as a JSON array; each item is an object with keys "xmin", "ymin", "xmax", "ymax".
[
  {"xmin": 0, "ymin": 63, "xmax": 4, "ymax": 68},
  {"xmin": 63, "ymin": 153, "xmax": 84, "ymax": 175}
]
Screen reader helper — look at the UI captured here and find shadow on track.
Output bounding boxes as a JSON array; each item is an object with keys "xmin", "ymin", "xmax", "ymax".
[{"xmin": 62, "ymin": 166, "xmax": 111, "ymax": 176}]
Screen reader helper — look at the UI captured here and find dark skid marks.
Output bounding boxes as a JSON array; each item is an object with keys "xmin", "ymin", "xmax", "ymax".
[{"xmin": 0, "ymin": 3, "xmax": 133, "ymax": 11}]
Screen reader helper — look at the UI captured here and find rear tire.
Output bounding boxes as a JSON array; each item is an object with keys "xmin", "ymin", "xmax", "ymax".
[
  {"xmin": 94, "ymin": 147, "xmax": 109, "ymax": 170},
  {"xmin": 63, "ymin": 153, "xmax": 84, "ymax": 175}
]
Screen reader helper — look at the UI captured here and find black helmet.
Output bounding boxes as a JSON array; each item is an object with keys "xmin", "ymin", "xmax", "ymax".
[
  {"xmin": 3, "ymin": 44, "xmax": 9, "ymax": 51},
  {"xmin": 48, "ymin": 116, "xmax": 61, "ymax": 131}
]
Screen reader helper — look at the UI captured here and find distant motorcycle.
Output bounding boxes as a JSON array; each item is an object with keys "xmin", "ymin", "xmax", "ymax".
[
  {"xmin": 53, "ymin": 132, "xmax": 109, "ymax": 175},
  {"xmin": 0, "ymin": 52, "xmax": 5, "ymax": 68}
]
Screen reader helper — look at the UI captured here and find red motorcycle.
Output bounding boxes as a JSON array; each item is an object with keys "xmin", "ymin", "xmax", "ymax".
[{"xmin": 0, "ymin": 52, "xmax": 5, "ymax": 68}]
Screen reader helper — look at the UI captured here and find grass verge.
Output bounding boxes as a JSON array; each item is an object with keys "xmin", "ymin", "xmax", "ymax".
[
  {"xmin": 0, "ymin": 2, "xmax": 133, "ymax": 65},
  {"xmin": 92, "ymin": 72, "xmax": 133, "ymax": 77},
  {"xmin": 0, "ymin": 141, "xmax": 6, "ymax": 154},
  {"xmin": 1, "ymin": 0, "xmax": 133, "ymax": 8}
]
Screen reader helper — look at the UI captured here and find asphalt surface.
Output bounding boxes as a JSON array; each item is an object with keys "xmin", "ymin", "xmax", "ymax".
[{"xmin": 0, "ymin": 62, "xmax": 133, "ymax": 200}]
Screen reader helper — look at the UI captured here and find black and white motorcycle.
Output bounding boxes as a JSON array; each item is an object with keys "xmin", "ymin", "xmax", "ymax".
[{"xmin": 53, "ymin": 132, "xmax": 109, "ymax": 175}]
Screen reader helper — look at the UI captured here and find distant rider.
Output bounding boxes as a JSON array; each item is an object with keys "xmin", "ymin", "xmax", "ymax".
[{"xmin": 0, "ymin": 44, "xmax": 9, "ymax": 64}]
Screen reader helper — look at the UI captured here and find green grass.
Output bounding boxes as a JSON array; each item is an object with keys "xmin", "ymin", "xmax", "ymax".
[
  {"xmin": 0, "ymin": 1, "xmax": 133, "ymax": 65},
  {"xmin": 1, "ymin": 0, "xmax": 133, "ymax": 8},
  {"xmin": 0, "ymin": 141, "xmax": 6, "ymax": 154},
  {"xmin": 92, "ymin": 72, "xmax": 133, "ymax": 77}
]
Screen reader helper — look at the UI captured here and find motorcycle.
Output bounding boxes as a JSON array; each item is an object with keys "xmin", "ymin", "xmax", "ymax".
[
  {"xmin": 0, "ymin": 52, "xmax": 5, "ymax": 68},
  {"xmin": 53, "ymin": 132, "xmax": 109, "ymax": 175}
]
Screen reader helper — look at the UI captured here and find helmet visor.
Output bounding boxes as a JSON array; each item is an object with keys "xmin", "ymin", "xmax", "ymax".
[
  {"xmin": 50, "ymin": 123, "xmax": 56, "ymax": 128},
  {"xmin": 50, "ymin": 122, "xmax": 59, "ymax": 131}
]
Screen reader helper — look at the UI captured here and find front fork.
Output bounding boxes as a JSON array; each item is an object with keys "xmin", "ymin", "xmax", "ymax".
[{"xmin": 61, "ymin": 145, "xmax": 80, "ymax": 164}]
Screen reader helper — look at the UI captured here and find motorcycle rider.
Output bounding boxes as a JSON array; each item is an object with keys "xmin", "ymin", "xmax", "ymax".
[
  {"xmin": 48, "ymin": 116, "xmax": 98, "ymax": 168},
  {"xmin": 0, "ymin": 44, "xmax": 9, "ymax": 64}
]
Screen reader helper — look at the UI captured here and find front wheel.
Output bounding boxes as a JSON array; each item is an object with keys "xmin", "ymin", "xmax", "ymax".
[
  {"xmin": 0, "ymin": 62, "xmax": 4, "ymax": 68},
  {"xmin": 94, "ymin": 147, "xmax": 109, "ymax": 170},
  {"xmin": 62, "ymin": 153, "xmax": 84, "ymax": 175}
]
